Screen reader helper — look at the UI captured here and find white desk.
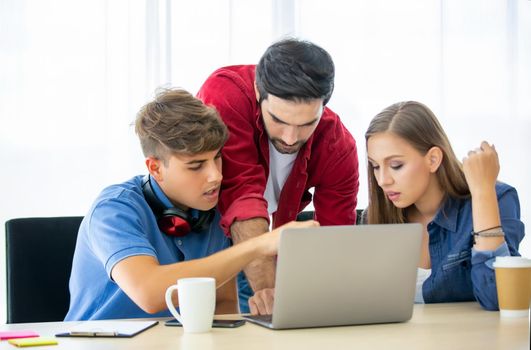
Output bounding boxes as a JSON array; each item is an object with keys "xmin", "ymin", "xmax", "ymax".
[{"xmin": 0, "ymin": 303, "xmax": 529, "ymax": 350}]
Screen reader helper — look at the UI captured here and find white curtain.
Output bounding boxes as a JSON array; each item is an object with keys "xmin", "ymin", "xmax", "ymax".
[
  {"xmin": 290, "ymin": 0, "xmax": 531, "ymax": 256},
  {"xmin": 0, "ymin": 0, "xmax": 274, "ymax": 322},
  {"xmin": 0, "ymin": 0, "xmax": 152, "ymax": 322},
  {"xmin": 1, "ymin": 0, "xmax": 530, "ymax": 320}
]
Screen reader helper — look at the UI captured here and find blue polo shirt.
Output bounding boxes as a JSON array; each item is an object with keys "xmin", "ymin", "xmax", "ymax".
[
  {"xmin": 423, "ymin": 182, "xmax": 525, "ymax": 310},
  {"xmin": 65, "ymin": 175, "xmax": 230, "ymax": 321}
]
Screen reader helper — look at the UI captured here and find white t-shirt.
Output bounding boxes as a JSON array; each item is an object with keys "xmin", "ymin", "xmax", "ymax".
[
  {"xmin": 415, "ymin": 267, "xmax": 432, "ymax": 303},
  {"xmin": 263, "ymin": 140, "xmax": 298, "ymax": 215}
]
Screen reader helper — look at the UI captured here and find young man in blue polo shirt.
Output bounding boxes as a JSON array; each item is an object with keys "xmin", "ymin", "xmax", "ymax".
[{"xmin": 65, "ymin": 89, "xmax": 318, "ymax": 321}]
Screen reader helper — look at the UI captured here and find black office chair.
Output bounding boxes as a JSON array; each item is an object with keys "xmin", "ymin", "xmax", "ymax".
[
  {"xmin": 5, "ymin": 216, "xmax": 83, "ymax": 323},
  {"xmin": 296, "ymin": 209, "xmax": 364, "ymax": 224}
]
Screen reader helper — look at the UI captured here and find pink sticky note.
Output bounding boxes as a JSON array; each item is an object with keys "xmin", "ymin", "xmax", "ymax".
[{"xmin": 0, "ymin": 331, "xmax": 39, "ymax": 340}]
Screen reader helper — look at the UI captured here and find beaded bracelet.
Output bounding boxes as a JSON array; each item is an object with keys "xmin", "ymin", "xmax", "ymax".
[{"xmin": 471, "ymin": 226, "xmax": 505, "ymax": 244}]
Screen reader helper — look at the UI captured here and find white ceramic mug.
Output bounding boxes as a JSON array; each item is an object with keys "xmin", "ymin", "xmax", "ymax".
[{"xmin": 165, "ymin": 277, "xmax": 216, "ymax": 333}]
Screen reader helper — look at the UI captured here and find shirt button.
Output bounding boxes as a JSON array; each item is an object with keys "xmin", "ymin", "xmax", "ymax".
[{"xmin": 177, "ymin": 240, "xmax": 183, "ymax": 246}]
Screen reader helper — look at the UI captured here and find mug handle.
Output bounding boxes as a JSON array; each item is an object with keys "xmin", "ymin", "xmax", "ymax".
[{"xmin": 165, "ymin": 285, "xmax": 184, "ymax": 324}]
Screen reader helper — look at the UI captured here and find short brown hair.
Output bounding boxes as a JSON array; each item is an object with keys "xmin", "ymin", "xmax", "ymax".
[{"xmin": 135, "ymin": 88, "xmax": 228, "ymax": 163}]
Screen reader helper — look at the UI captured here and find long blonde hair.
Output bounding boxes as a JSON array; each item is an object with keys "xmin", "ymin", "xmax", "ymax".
[{"xmin": 365, "ymin": 101, "xmax": 469, "ymax": 224}]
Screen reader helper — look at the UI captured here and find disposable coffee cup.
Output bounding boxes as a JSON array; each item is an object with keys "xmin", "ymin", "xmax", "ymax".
[{"xmin": 493, "ymin": 256, "xmax": 531, "ymax": 318}]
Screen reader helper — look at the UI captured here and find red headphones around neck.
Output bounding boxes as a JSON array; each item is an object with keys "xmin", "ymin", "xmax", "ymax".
[{"xmin": 141, "ymin": 175, "xmax": 214, "ymax": 237}]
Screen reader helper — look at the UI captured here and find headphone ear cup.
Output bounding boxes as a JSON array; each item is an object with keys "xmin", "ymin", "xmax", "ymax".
[
  {"xmin": 158, "ymin": 208, "xmax": 191, "ymax": 237},
  {"xmin": 158, "ymin": 215, "xmax": 191, "ymax": 237}
]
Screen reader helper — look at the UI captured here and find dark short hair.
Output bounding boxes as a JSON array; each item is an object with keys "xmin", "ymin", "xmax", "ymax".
[
  {"xmin": 135, "ymin": 88, "xmax": 228, "ymax": 164},
  {"xmin": 255, "ymin": 38, "xmax": 335, "ymax": 105}
]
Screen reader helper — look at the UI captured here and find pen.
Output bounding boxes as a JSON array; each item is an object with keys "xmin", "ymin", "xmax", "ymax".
[{"xmin": 70, "ymin": 331, "xmax": 119, "ymax": 337}]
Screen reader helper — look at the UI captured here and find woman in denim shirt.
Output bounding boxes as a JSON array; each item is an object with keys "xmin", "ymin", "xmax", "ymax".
[{"xmin": 365, "ymin": 101, "xmax": 525, "ymax": 310}]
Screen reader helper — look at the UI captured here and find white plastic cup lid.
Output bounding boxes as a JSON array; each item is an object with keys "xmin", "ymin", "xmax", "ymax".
[{"xmin": 493, "ymin": 256, "xmax": 531, "ymax": 268}]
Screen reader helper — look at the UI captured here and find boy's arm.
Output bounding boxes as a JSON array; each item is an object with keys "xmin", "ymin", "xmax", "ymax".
[
  {"xmin": 111, "ymin": 220, "xmax": 318, "ymax": 314},
  {"xmin": 111, "ymin": 239, "xmax": 261, "ymax": 314}
]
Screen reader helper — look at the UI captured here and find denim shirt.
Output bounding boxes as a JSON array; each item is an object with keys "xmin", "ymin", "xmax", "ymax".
[{"xmin": 423, "ymin": 182, "xmax": 525, "ymax": 310}]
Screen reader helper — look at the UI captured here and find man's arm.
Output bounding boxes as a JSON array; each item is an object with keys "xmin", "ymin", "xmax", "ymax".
[
  {"xmin": 197, "ymin": 67, "xmax": 271, "ymax": 235},
  {"xmin": 231, "ymin": 218, "xmax": 276, "ymax": 292},
  {"xmin": 313, "ymin": 134, "xmax": 359, "ymax": 225}
]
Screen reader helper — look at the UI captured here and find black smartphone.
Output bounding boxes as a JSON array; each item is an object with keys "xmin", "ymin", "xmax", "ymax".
[{"xmin": 165, "ymin": 319, "xmax": 246, "ymax": 328}]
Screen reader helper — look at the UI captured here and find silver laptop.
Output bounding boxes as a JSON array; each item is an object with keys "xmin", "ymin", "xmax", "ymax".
[{"xmin": 244, "ymin": 223, "xmax": 422, "ymax": 329}]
